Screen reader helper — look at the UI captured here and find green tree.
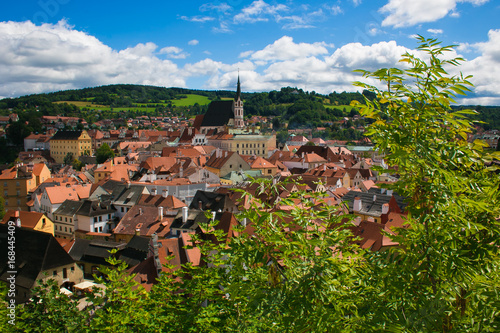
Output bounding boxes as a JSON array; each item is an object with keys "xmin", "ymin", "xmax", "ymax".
[
  {"xmin": 63, "ymin": 152, "xmax": 74, "ymax": 165},
  {"xmin": 7, "ymin": 37, "xmax": 500, "ymax": 332},
  {"xmin": 96, "ymin": 143, "xmax": 115, "ymax": 164},
  {"xmin": 352, "ymin": 36, "xmax": 500, "ymax": 331}
]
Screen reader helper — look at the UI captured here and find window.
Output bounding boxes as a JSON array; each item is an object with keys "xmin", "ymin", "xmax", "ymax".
[
  {"xmin": 94, "ymin": 227, "xmax": 98, "ymax": 232},
  {"xmin": 99, "ymin": 216, "xmax": 102, "ymax": 222},
  {"xmin": 71, "ymin": 267, "xmax": 75, "ymax": 273},
  {"xmin": 63, "ymin": 268, "xmax": 67, "ymax": 279},
  {"xmin": 65, "ymin": 227, "xmax": 67, "ymax": 232},
  {"xmin": 121, "ymin": 207, "xmax": 124, "ymax": 212},
  {"xmin": 94, "ymin": 217, "xmax": 98, "ymax": 222},
  {"xmin": 53, "ymin": 270, "xmax": 57, "ymax": 276},
  {"xmin": 99, "ymin": 226, "xmax": 103, "ymax": 232},
  {"xmin": 65, "ymin": 217, "xmax": 67, "ymax": 222}
]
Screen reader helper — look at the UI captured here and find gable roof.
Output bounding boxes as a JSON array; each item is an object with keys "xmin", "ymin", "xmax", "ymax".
[
  {"xmin": 51, "ymin": 130, "xmax": 84, "ymax": 140},
  {"xmin": 1, "ymin": 210, "xmax": 45, "ymax": 229},
  {"xmin": 111, "ymin": 184, "xmax": 147, "ymax": 206},
  {"xmin": 54, "ymin": 199, "xmax": 85, "ymax": 216},
  {"xmin": 113, "ymin": 205, "xmax": 172, "ymax": 238},
  {"xmin": 189, "ymin": 190, "xmax": 238, "ymax": 212},
  {"xmin": 45, "ymin": 184, "xmax": 91, "ymax": 204},
  {"xmin": 69, "ymin": 238, "xmax": 126, "ymax": 265},
  {"xmin": 200, "ymin": 100, "xmax": 234, "ymax": 127},
  {"xmin": 250, "ymin": 157, "xmax": 277, "ymax": 169},
  {"xmin": 0, "ymin": 224, "xmax": 75, "ymax": 289},
  {"xmin": 137, "ymin": 194, "xmax": 186, "ymax": 209}
]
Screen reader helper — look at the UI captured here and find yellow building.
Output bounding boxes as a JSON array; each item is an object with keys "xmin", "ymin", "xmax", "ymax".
[
  {"xmin": 50, "ymin": 130, "xmax": 92, "ymax": 164},
  {"xmin": 1, "ymin": 210, "xmax": 55, "ymax": 235},
  {"xmin": 0, "ymin": 162, "xmax": 51, "ymax": 211},
  {"xmin": 208, "ymin": 131, "xmax": 276, "ymax": 158}
]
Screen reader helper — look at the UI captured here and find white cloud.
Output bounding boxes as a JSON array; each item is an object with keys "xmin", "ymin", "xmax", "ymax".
[
  {"xmin": 233, "ymin": 0, "xmax": 288, "ymax": 24},
  {"xmin": 328, "ymin": 5, "xmax": 343, "ymax": 15},
  {"xmin": 327, "ymin": 40, "xmax": 410, "ymax": 69},
  {"xmin": 180, "ymin": 15, "xmax": 215, "ymax": 23},
  {"xmin": 2, "ymin": 20, "xmax": 500, "ymax": 105},
  {"xmin": 242, "ymin": 36, "xmax": 331, "ymax": 62},
  {"xmin": 200, "ymin": 3, "xmax": 232, "ymax": 13},
  {"xmin": 427, "ymin": 28, "xmax": 444, "ymax": 34},
  {"xmin": 159, "ymin": 46, "xmax": 189, "ymax": 59},
  {"xmin": 0, "ymin": 21, "xmax": 186, "ymax": 98},
  {"xmin": 188, "ymin": 39, "xmax": 199, "ymax": 46},
  {"xmin": 380, "ymin": 0, "xmax": 490, "ymax": 28},
  {"xmin": 458, "ymin": 29, "xmax": 500, "ymax": 104}
]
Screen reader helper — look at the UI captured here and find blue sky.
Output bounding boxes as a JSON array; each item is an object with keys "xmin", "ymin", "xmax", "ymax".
[{"xmin": 1, "ymin": 0, "xmax": 499, "ymax": 104}]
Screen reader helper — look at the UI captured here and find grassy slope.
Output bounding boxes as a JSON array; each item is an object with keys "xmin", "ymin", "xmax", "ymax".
[{"xmin": 54, "ymin": 93, "xmax": 212, "ymax": 111}]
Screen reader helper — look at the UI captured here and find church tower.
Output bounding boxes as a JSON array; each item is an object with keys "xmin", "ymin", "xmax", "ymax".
[{"xmin": 233, "ymin": 74, "xmax": 244, "ymax": 128}]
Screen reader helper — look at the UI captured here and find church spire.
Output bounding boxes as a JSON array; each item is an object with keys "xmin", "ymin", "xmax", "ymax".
[
  {"xmin": 236, "ymin": 71, "xmax": 241, "ymax": 101},
  {"xmin": 233, "ymin": 71, "xmax": 244, "ymax": 128}
]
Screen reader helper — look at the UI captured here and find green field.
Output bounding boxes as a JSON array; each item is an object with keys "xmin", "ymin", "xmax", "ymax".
[
  {"xmin": 54, "ymin": 93, "xmax": 212, "ymax": 111},
  {"xmin": 324, "ymin": 104, "xmax": 355, "ymax": 112},
  {"xmin": 171, "ymin": 94, "xmax": 212, "ymax": 107},
  {"xmin": 54, "ymin": 101, "xmax": 109, "ymax": 109}
]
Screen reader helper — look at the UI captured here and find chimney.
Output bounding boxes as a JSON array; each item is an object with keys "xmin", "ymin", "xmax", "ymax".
[
  {"xmin": 241, "ymin": 217, "xmax": 247, "ymax": 227},
  {"xmin": 182, "ymin": 206, "xmax": 188, "ymax": 223},
  {"xmin": 135, "ymin": 228, "xmax": 140, "ymax": 236},
  {"xmin": 225, "ymin": 151, "xmax": 228, "ymax": 158},
  {"xmin": 151, "ymin": 187, "xmax": 157, "ymax": 196},
  {"xmin": 212, "ymin": 211, "xmax": 216, "ymax": 222},
  {"xmin": 14, "ymin": 210, "xmax": 21, "ymax": 228},
  {"xmin": 162, "ymin": 189, "xmax": 168, "ymax": 198},
  {"xmin": 353, "ymin": 197, "xmax": 362, "ymax": 212},
  {"xmin": 198, "ymin": 200, "xmax": 203, "ymax": 210},
  {"xmin": 150, "ymin": 234, "xmax": 162, "ymax": 276},
  {"xmin": 126, "ymin": 181, "xmax": 131, "ymax": 189},
  {"xmin": 373, "ymin": 195, "xmax": 377, "ymax": 202},
  {"xmin": 158, "ymin": 206, "xmax": 164, "ymax": 219},
  {"xmin": 386, "ymin": 189, "xmax": 393, "ymax": 196},
  {"xmin": 381, "ymin": 203, "xmax": 390, "ymax": 224},
  {"xmin": 139, "ymin": 208, "xmax": 143, "ymax": 215},
  {"xmin": 179, "ymin": 166, "xmax": 183, "ymax": 178}
]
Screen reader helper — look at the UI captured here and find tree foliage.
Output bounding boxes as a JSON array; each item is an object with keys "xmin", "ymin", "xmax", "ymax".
[
  {"xmin": 352, "ymin": 35, "xmax": 500, "ymax": 331},
  {"xmin": 95, "ymin": 143, "xmax": 115, "ymax": 164},
  {"xmin": 4, "ymin": 37, "xmax": 500, "ymax": 332}
]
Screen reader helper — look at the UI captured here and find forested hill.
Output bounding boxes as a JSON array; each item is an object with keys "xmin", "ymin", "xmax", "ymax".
[{"xmin": 0, "ymin": 84, "xmax": 499, "ymax": 130}]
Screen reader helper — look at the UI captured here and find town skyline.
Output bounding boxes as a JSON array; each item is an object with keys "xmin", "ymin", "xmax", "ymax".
[{"xmin": 1, "ymin": 1, "xmax": 499, "ymax": 105}]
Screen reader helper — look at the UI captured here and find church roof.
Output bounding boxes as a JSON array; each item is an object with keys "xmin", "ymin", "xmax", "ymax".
[{"xmin": 200, "ymin": 100, "xmax": 234, "ymax": 127}]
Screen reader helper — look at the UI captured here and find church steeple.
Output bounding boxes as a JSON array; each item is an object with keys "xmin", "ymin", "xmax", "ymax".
[
  {"xmin": 233, "ymin": 72, "xmax": 244, "ymax": 128},
  {"xmin": 235, "ymin": 73, "xmax": 241, "ymax": 101}
]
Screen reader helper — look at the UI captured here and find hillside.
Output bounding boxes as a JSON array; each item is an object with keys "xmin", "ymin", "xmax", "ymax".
[{"xmin": 0, "ymin": 83, "xmax": 498, "ymax": 134}]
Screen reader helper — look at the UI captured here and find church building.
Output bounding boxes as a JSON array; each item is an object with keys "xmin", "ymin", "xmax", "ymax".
[{"xmin": 194, "ymin": 75, "xmax": 245, "ymax": 134}]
